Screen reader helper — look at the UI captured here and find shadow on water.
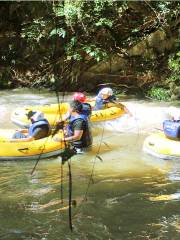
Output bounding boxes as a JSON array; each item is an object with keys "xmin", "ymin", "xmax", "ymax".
[{"xmin": 0, "ymin": 89, "xmax": 179, "ymax": 240}]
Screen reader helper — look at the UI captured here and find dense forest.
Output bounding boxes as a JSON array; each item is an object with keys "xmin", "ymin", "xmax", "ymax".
[{"xmin": 0, "ymin": 0, "xmax": 179, "ymax": 100}]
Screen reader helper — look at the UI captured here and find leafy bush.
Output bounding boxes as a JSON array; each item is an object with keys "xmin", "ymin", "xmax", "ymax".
[
  {"xmin": 167, "ymin": 50, "xmax": 180, "ymax": 83},
  {"xmin": 147, "ymin": 87, "xmax": 170, "ymax": 101}
]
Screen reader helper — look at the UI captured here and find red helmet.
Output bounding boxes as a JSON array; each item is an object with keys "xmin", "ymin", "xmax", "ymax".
[{"xmin": 73, "ymin": 92, "xmax": 86, "ymax": 102}]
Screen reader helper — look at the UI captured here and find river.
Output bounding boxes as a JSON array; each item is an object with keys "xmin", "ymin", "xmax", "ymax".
[{"xmin": 0, "ymin": 89, "xmax": 179, "ymax": 240}]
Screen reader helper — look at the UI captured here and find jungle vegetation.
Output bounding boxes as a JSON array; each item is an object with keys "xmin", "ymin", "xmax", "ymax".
[{"xmin": 0, "ymin": 0, "xmax": 179, "ymax": 100}]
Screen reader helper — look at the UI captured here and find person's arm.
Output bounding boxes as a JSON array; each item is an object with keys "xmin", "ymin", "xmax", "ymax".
[
  {"xmin": 111, "ymin": 100, "xmax": 133, "ymax": 116},
  {"xmin": 56, "ymin": 112, "xmax": 70, "ymax": 124},
  {"xmin": 54, "ymin": 119, "xmax": 84, "ymax": 142},
  {"xmin": 54, "ymin": 129, "xmax": 83, "ymax": 142},
  {"xmin": 10, "ymin": 128, "xmax": 42, "ymax": 142},
  {"xmin": 86, "ymin": 97, "xmax": 96, "ymax": 101},
  {"xmin": 18, "ymin": 129, "xmax": 28, "ymax": 134}
]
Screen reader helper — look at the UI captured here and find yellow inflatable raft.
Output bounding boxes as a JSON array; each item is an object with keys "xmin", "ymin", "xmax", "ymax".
[
  {"xmin": 143, "ymin": 132, "xmax": 180, "ymax": 160},
  {"xmin": 11, "ymin": 101, "xmax": 126, "ymax": 128},
  {"xmin": 0, "ymin": 129, "xmax": 65, "ymax": 161}
]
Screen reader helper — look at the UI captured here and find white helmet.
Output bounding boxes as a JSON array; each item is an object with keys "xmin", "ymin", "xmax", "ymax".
[
  {"xmin": 30, "ymin": 111, "xmax": 44, "ymax": 122},
  {"xmin": 167, "ymin": 106, "xmax": 180, "ymax": 120},
  {"xmin": 99, "ymin": 87, "xmax": 113, "ymax": 96}
]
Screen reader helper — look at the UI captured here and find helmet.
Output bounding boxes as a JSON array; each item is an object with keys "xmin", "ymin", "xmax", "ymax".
[
  {"xmin": 167, "ymin": 106, "xmax": 180, "ymax": 120},
  {"xmin": 99, "ymin": 87, "xmax": 113, "ymax": 96},
  {"xmin": 27, "ymin": 110, "xmax": 44, "ymax": 122},
  {"xmin": 73, "ymin": 92, "xmax": 86, "ymax": 102}
]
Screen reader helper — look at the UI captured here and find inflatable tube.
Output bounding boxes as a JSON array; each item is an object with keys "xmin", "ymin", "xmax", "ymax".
[
  {"xmin": 11, "ymin": 101, "xmax": 126, "ymax": 128},
  {"xmin": 0, "ymin": 129, "xmax": 65, "ymax": 161},
  {"xmin": 143, "ymin": 132, "xmax": 180, "ymax": 160}
]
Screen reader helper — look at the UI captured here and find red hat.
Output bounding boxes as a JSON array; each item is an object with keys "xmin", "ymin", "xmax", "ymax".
[{"xmin": 73, "ymin": 92, "xmax": 86, "ymax": 102}]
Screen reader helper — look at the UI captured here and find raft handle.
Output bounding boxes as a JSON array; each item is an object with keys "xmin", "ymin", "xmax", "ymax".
[{"xmin": 18, "ymin": 147, "xmax": 29, "ymax": 152}]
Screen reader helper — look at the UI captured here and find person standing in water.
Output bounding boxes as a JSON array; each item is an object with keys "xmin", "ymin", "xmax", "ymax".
[{"xmin": 54, "ymin": 100, "xmax": 92, "ymax": 153}]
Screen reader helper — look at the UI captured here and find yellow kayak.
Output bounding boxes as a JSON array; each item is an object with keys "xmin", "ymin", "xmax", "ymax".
[
  {"xmin": 143, "ymin": 132, "xmax": 180, "ymax": 160},
  {"xmin": 0, "ymin": 129, "xmax": 65, "ymax": 161},
  {"xmin": 11, "ymin": 101, "xmax": 126, "ymax": 128}
]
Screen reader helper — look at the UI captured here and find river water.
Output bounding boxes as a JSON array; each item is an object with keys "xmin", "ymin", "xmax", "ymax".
[{"xmin": 0, "ymin": 89, "xmax": 179, "ymax": 240}]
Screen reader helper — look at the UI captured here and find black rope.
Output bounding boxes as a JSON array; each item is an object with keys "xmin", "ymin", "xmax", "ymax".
[
  {"xmin": 83, "ymin": 123, "xmax": 105, "ymax": 201},
  {"xmin": 60, "ymin": 158, "xmax": 64, "ymax": 204},
  {"xmin": 68, "ymin": 159, "xmax": 73, "ymax": 231},
  {"xmin": 52, "ymin": 1, "xmax": 74, "ymax": 230},
  {"xmin": 47, "ymin": 0, "xmax": 68, "ymax": 210},
  {"xmin": 28, "ymin": 1, "xmax": 76, "ymax": 231},
  {"xmin": 55, "ymin": 88, "xmax": 65, "ymax": 205},
  {"xmin": 73, "ymin": 112, "xmax": 107, "ymax": 218}
]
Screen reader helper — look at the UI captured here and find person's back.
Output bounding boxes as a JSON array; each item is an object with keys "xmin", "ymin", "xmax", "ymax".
[
  {"xmin": 28, "ymin": 118, "xmax": 50, "ymax": 140},
  {"xmin": 12, "ymin": 111, "xmax": 50, "ymax": 141},
  {"xmin": 81, "ymin": 102, "xmax": 92, "ymax": 117}
]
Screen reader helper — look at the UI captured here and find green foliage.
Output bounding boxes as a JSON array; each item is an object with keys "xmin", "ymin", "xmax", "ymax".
[
  {"xmin": 158, "ymin": 2, "xmax": 171, "ymax": 13},
  {"xmin": 21, "ymin": 18, "xmax": 47, "ymax": 42},
  {"xmin": 147, "ymin": 87, "xmax": 170, "ymax": 101},
  {"xmin": 94, "ymin": 0, "xmax": 114, "ymax": 12},
  {"xmin": 95, "ymin": 18, "xmax": 113, "ymax": 28},
  {"xmin": 65, "ymin": 37, "xmax": 82, "ymax": 60},
  {"xmin": 53, "ymin": 1, "xmax": 83, "ymax": 25},
  {"xmin": 0, "ymin": 1, "xmax": 179, "ymax": 90},
  {"xmin": 52, "ymin": 3, "xmax": 64, "ymax": 17},
  {"xmin": 167, "ymin": 50, "xmax": 180, "ymax": 82},
  {"xmin": 83, "ymin": 44, "xmax": 108, "ymax": 62},
  {"xmin": 49, "ymin": 28, "xmax": 66, "ymax": 38},
  {"xmin": 0, "ymin": 68, "xmax": 12, "ymax": 89}
]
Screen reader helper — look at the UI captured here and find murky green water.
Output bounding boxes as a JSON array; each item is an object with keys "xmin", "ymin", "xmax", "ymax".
[{"xmin": 0, "ymin": 89, "xmax": 179, "ymax": 239}]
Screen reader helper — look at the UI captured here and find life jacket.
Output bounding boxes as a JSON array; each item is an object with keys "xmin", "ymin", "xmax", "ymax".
[
  {"xmin": 28, "ymin": 119, "xmax": 50, "ymax": 138},
  {"xmin": 94, "ymin": 95, "xmax": 116, "ymax": 110},
  {"xmin": 67, "ymin": 114, "xmax": 92, "ymax": 148},
  {"xmin": 81, "ymin": 102, "xmax": 92, "ymax": 117},
  {"xmin": 163, "ymin": 120, "xmax": 180, "ymax": 140}
]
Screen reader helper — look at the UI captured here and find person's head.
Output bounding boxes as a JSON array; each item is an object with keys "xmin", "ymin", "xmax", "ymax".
[
  {"xmin": 167, "ymin": 106, "xmax": 180, "ymax": 121},
  {"xmin": 26, "ymin": 110, "xmax": 44, "ymax": 123},
  {"xmin": 73, "ymin": 92, "xmax": 86, "ymax": 102},
  {"xmin": 69, "ymin": 100, "xmax": 83, "ymax": 114},
  {"xmin": 98, "ymin": 87, "xmax": 113, "ymax": 99}
]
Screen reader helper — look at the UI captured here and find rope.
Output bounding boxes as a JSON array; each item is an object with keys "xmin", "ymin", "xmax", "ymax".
[
  {"xmin": 68, "ymin": 159, "xmax": 73, "ymax": 231},
  {"xmin": 30, "ymin": 1, "xmax": 74, "ymax": 230},
  {"xmin": 73, "ymin": 108, "xmax": 107, "ymax": 218},
  {"xmin": 84, "ymin": 123, "xmax": 105, "ymax": 201},
  {"xmin": 52, "ymin": 4, "xmax": 74, "ymax": 228}
]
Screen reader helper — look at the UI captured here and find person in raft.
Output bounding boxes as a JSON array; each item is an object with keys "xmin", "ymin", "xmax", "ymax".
[
  {"xmin": 93, "ymin": 87, "xmax": 132, "ymax": 115},
  {"xmin": 54, "ymin": 100, "xmax": 92, "ymax": 154},
  {"xmin": 167, "ymin": 106, "xmax": 180, "ymax": 121},
  {"xmin": 11, "ymin": 110, "xmax": 50, "ymax": 142}
]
